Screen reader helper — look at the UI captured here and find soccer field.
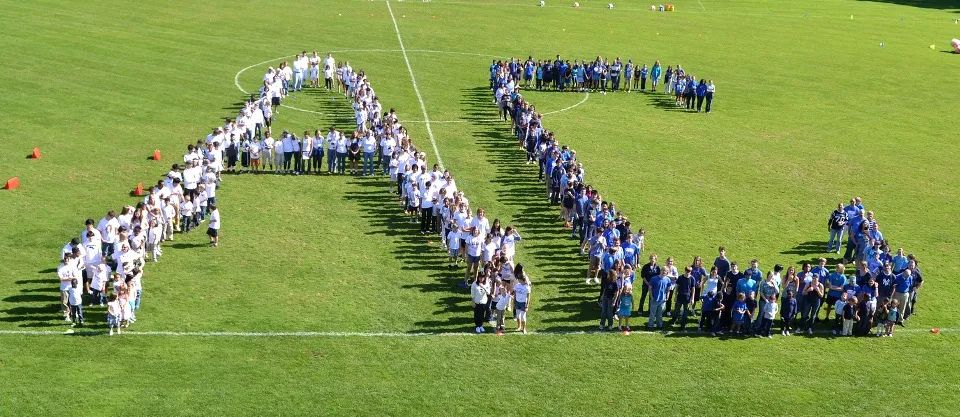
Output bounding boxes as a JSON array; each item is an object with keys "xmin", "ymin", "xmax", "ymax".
[{"xmin": 2, "ymin": 0, "xmax": 959, "ymax": 415}]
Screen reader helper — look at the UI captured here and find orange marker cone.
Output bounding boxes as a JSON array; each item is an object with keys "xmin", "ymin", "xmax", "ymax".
[
  {"xmin": 152, "ymin": 149, "xmax": 162, "ymax": 161},
  {"xmin": 132, "ymin": 182, "xmax": 144, "ymax": 197},
  {"xmin": 3, "ymin": 177, "xmax": 20, "ymax": 190},
  {"xmin": 29, "ymin": 147, "xmax": 41, "ymax": 159},
  {"xmin": 932, "ymin": 328, "xmax": 941, "ymax": 334}
]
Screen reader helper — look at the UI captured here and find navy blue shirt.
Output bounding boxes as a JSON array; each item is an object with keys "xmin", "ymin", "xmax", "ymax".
[{"xmin": 714, "ymin": 257, "xmax": 731, "ymax": 278}]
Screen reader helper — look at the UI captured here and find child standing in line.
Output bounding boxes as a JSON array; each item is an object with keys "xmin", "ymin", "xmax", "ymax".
[
  {"xmin": 744, "ymin": 292, "xmax": 758, "ymax": 335},
  {"xmin": 513, "ymin": 272, "xmax": 531, "ymax": 334},
  {"xmin": 885, "ymin": 299, "xmax": 900, "ymax": 337},
  {"xmin": 875, "ymin": 298, "xmax": 890, "ymax": 337},
  {"xmin": 446, "ymin": 223, "xmax": 461, "ymax": 269},
  {"xmin": 107, "ymin": 294, "xmax": 121, "ymax": 336},
  {"xmin": 758, "ymin": 295, "xmax": 778, "ymax": 338},
  {"xmin": 618, "ymin": 283, "xmax": 633, "ymax": 332},
  {"xmin": 841, "ymin": 296, "xmax": 859, "ymax": 336},
  {"xmin": 731, "ymin": 293, "xmax": 747, "ymax": 335},
  {"xmin": 781, "ymin": 290, "xmax": 797, "ymax": 336},
  {"xmin": 180, "ymin": 195, "xmax": 194, "ymax": 232},
  {"xmin": 89, "ymin": 259, "xmax": 109, "ymax": 307},
  {"xmin": 493, "ymin": 284, "xmax": 509, "ymax": 333},
  {"xmin": 146, "ymin": 218, "xmax": 162, "ymax": 262},
  {"xmin": 67, "ymin": 279, "xmax": 84, "ymax": 327},
  {"xmin": 833, "ymin": 292, "xmax": 848, "ymax": 335}
]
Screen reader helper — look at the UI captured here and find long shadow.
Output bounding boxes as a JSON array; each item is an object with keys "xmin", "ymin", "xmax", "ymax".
[
  {"xmin": 461, "ymin": 86, "xmax": 606, "ymax": 331},
  {"xmin": 342, "ymin": 177, "xmax": 472, "ymax": 332},
  {"xmin": 856, "ymin": 0, "xmax": 959, "ymax": 12}
]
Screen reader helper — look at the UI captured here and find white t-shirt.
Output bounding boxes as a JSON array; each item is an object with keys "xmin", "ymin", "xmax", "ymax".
[
  {"xmin": 465, "ymin": 235, "xmax": 483, "ymax": 257},
  {"xmin": 514, "ymin": 283, "xmax": 531, "ymax": 303},
  {"xmin": 208, "ymin": 210, "xmax": 221, "ymax": 230}
]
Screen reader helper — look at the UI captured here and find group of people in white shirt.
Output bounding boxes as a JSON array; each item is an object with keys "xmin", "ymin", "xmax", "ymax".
[{"xmin": 54, "ymin": 117, "xmax": 230, "ymax": 335}]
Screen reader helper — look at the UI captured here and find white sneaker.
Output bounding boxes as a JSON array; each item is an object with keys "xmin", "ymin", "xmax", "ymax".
[
  {"xmin": 479, "ymin": 326, "xmax": 485, "ymax": 333},
  {"xmin": 807, "ymin": 329, "xmax": 813, "ymax": 335},
  {"xmin": 475, "ymin": 326, "xmax": 481, "ymax": 334}
]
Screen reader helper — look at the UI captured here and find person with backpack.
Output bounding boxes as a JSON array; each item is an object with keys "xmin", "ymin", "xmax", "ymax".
[{"xmin": 827, "ymin": 203, "xmax": 848, "ymax": 253}]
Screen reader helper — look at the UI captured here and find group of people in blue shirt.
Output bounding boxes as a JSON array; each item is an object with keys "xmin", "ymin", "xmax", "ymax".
[
  {"xmin": 489, "ymin": 72, "xmax": 922, "ymax": 337},
  {"xmin": 489, "ymin": 56, "xmax": 716, "ymax": 112}
]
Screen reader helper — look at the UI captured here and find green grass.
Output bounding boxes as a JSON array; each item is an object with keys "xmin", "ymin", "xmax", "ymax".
[{"xmin": 1, "ymin": 0, "xmax": 959, "ymax": 415}]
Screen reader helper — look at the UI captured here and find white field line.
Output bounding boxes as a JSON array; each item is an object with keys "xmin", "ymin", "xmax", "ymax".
[
  {"xmin": 698, "ymin": 0, "xmax": 706, "ymax": 12},
  {"xmin": 385, "ymin": 0, "xmax": 444, "ymax": 170},
  {"xmin": 0, "ymin": 328, "xmax": 951, "ymax": 338},
  {"xmin": 234, "ymin": 49, "xmax": 587, "ymax": 123}
]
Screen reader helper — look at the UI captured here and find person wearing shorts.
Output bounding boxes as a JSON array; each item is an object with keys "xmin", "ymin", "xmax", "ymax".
[{"xmin": 513, "ymin": 267, "xmax": 531, "ymax": 334}]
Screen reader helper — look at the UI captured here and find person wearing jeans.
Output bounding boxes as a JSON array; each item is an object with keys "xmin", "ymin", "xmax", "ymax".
[
  {"xmin": 827, "ymin": 203, "xmax": 848, "ymax": 253},
  {"xmin": 638, "ymin": 254, "xmax": 661, "ymax": 316},
  {"xmin": 599, "ymin": 271, "xmax": 621, "ymax": 331},
  {"xmin": 669, "ymin": 267, "xmax": 695, "ymax": 329},
  {"xmin": 800, "ymin": 277, "xmax": 824, "ymax": 334},
  {"xmin": 647, "ymin": 272, "xmax": 671, "ymax": 330}
]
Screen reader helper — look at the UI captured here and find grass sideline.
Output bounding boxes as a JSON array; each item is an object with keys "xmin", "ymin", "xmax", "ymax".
[{"xmin": 1, "ymin": 0, "xmax": 959, "ymax": 414}]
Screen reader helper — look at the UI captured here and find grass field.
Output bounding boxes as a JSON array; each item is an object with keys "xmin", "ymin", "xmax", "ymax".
[{"xmin": 2, "ymin": 0, "xmax": 959, "ymax": 415}]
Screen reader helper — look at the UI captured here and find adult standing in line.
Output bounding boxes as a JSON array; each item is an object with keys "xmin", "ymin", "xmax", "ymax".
[
  {"xmin": 695, "ymin": 79, "xmax": 707, "ymax": 112},
  {"xmin": 827, "ymin": 203, "xmax": 848, "ymax": 253},
  {"xmin": 207, "ymin": 204, "xmax": 220, "ymax": 248},
  {"xmin": 800, "ymin": 276, "xmax": 824, "ymax": 335},
  {"xmin": 599, "ymin": 264, "xmax": 621, "ymax": 331},
  {"xmin": 292, "ymin": 52, "xmax": 305, "ymax": 92},
  {"xmin": 471, "ymin": 274, "xmax": 491, "ymax": 333},
  {"xmin": 905, "ymin": 258, "xmax": 923, "ymax": 320},
  {"xmin": 638, "ymin": 254, "xmax": 661, "ymax": 315},
  {"xmin": 650, "ymin": 61, "xmax": 661, "ymax": 92},
  {"xmin": 705, "ymin": 80, "xmax": 716, "ymax": 113},
  {"xmin": 892, "ymin": 268, "xmax": 913, "ymax": 325},
  {"xmin": 326, "ymin": 128, "xmax": 338, "ymax": 174},
  {"xmin": 647, "ymin": 269, "xmax": 671, "ymax": 330},
  {"xmin": 713, "ymin": 246, "xmax": 731, "ymax": 281}
]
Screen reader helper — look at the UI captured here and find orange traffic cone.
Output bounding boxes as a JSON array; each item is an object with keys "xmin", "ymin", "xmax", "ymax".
[
  {"xmin": 29, "ymin": 147, "xmax": 41, "ymax": 159},
  {"xmin": 152, "ymin": 149, "xmax": 162, "ymax": 161},
  {"xmin": 132, "ymin": 182, "xmax": 144, "ymax": 196},
  {"xmin": 3, "ymin": 177, "xmax": 20, "ymax": 190}
]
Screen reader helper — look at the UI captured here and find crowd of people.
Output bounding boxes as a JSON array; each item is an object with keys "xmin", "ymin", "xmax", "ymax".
[
  {"xmin": 57, "ymin": 156, "xmax": 222, "ymax": 335},
  {"xmin": 489, "ymin": 65, "xmax": 924, "ymax": 337},
  {"xmin": 490, "ymin": 56, "xmax": 717, "ymax": 112}
]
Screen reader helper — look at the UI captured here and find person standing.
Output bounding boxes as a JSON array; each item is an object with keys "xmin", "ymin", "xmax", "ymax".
[
  {"xmin": 471, "ymin": 275, "xmax": 491, "ymax": 333},
  {"xmin": 705, "ymin": 80, "xmax": 716, "ymax": 113},
  {"xmin": 650, "ymin": 61, "xmax": 661, "ymax": 92},
  {"xmin": 647, "ymin": 270, "xmax": 671, "ymax": 330},
  {"xmin": 695, "ymin": 79, "xmax": 707, "ymax": 112},
  {"xmin": 827, "ymin": 203, "xmax": 848, "ymax": 253},
  {"xmin": 207, "ymin": 204, "xmax": 220, "ymax": 247},
  {"xmin": 638, "ymin": 254, "xmax": 660, "ymax": 315},
  {"xmin": 801, "ymin": 277, "xmax": 824, "ymax": 335}
]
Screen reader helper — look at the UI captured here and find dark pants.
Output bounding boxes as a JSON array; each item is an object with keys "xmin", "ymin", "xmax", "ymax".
[
  {"xmin": 781, "ymin": 313, "xmax": 795, "ymax": 332},
  {"xmin": 327, "ymin": 150, "xmax": 337, "ymax": 173},
  {"xmin": 843, "ymin": 237, "xmax": 857, "ymax": 261},
  {"xmin": 336, "ymin": 153, "xmax": 347, "ymax": 174},
  {"xmin": 696, "ymin": 95, "xmax": 705, "ymax": 112},
  {"xmin": 420, "ymin": 207, "xmax": 433, "ymax": 233},
  {"xmin": 473, "ymin": 303, "xmax": 486, "ymax": 328},
  {"xmin": 638, "ymin": 282, "xmax": 650, "ymax": 315},
  {"xmin": 705, "ymin": 92, "xmax": 714, "ymax": 112},
  {"xmin": 70, "ymin": 304, "xmax": 84, "ymax": 324},
  {"xmin": 641, "ymin": 77, "xmax": 647, "ymax": 90},
  {"xmin": 283, "ymin": 152, "xmax": 294, "ymax": 171},
  {"xmin": 759, "ymin": 317, "xmax": 773, "ymax": 336}
]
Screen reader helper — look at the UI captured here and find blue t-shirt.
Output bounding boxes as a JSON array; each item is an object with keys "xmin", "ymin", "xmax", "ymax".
[
  {"xmin": 892, "ymin": 255, "xmax": 909, "ymax": 273},
  {"xmin": 650, "ymin": 275, "xmax": 671, "ymax": 302},
  {"xmin": 732, "ymin": 301, "xmax": 748, "ymax": 322},
  {"xmin": 601, "ymin": 250, "xmax": 622, "ymax": 272},
  {"xmin": 621, "ymin": 242, "xmax": 638, "ymax": 266},
  {"xmin": 714, "ymin": 257, "xmax": 731, "ymax": 278},
  {"xmin": 894, "ymin": 273, "xmax": 912, "ymax": 293},
  {"xmin": 827, "ymin": 272, "xmax": 847, "ymax": 297},
  {"xmin": 736, "ymin": 277, "xmax": 758, "ymax": 297},
  {"xmin": 602, "ymin": 228, "xmax": 620, "ymax": 247}
]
